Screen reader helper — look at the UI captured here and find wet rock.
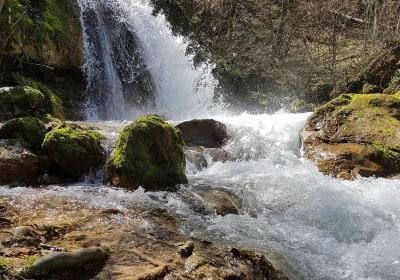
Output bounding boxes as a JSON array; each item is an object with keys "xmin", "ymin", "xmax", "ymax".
[
  {"xmin": 25, "ymin": 246, "xmax": 109, "ymax": 279},
  {"xmin": 302, "ymin": 94, "xmax": 400, "ymax": 179},
  {"xmin": 185, "ymin": 146, "xmax": 234, "ymax": 170},
  {"xmin": 42, "ymin": 123, "xmax": 105, "ymax": 180},
  {"xmin": 184, "ymin": 146, "xmax": 208, "ymax": 170},
  {"xmin": 0, "ymin": 117, "xmax": 46, "ymax": 151},
  {"xmin": 106, "ymin": 115, "xmax": 187, "ymax": 190},
  {"xmin": 178, "ymin": 241, "xmax": 195, "ymax": 258},
  {"xmin": 196, "ymin": 190, "xmax": 239, "ymax": 216},
  {"xmin": 0, "ymin": 139, "xmax": 43, "ymax": 185},
  {"xmin": 12, "ymin": 226, "xmax": 42, "ymax": 247},
  {"xmin": 176, "ymin": 119, "xmax": 228, "ymax": 148}
]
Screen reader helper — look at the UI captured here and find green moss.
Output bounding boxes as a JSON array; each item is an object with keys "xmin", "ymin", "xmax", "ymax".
[
  {"xmin": 0, "ymin": 256, "xmax": 39, "ymax": 279},
  {"xmin": 0, "ymin": 86, "xmax": 45, "ymax": 119},
  {"xmin": 0, "ymin": 117, "xmax": 46, "ymax": 150},
  {"xmin": 373, "ymin": 141, "xmax": 400, "ymax": 164},
  {"xmin": 42, "ymin": 124, "xmax": 105, "ymax": 179},
  {"xmin": 108, "ymin": 114, "xmax": 187, "ymax": 190},
  {"xmin": 1, "ymin": 0, "xmax": 67, "ymax": 34},
  {"xmin": 13, "ymin": 74, "xmax": 64, "ymax": 119}
]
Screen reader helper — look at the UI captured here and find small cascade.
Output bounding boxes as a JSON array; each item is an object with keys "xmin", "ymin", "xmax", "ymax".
[{"xmin": 78, "ymin": 0, "xmax": 221, "ymax": 120}]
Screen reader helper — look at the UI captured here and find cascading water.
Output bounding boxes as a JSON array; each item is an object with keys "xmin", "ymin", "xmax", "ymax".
[{"xmin": 79, "ymin": 0, "xmax": 221, "ymax": 120}]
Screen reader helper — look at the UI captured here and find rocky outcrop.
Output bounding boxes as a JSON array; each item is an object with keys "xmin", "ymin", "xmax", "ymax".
[
  {"xmin": 0, "ymin": 0, "xmax": 83, "ymax": 71},
  {"xmin": 302, "ymin": 94, "xmax": 400, "ymax": 179},
  {"xmin": 0, "ymin": 0, "xmax": 85, "ymax": 120},
  {"xmin": 42, "ymin": 124, "xmax": 105, "ymax": 180},
  {"xmin": 177, "ymin": 119, "xmax": 228, "ymax": 148},
  {"xmin": 106, "ymin": 115, "xmax": 187, "ymax": 190},
  {"xmin": 0, "ymin": 139, "xmax": 43, "ymax": 185}
]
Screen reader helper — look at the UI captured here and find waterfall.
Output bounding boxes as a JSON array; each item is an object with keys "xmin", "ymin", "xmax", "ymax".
[{"xmin": 78, "ymin": 0, "xmax": 221, "ymax": 120}]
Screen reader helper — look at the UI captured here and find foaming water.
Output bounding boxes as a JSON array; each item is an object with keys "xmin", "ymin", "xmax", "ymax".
[
  {"xmin": 78, "ymin": 0, "xmax": 222, "ymax": 120},
  {"xmin": 2, "ymin": 113, "xmax": 400, "ymax": 279}
]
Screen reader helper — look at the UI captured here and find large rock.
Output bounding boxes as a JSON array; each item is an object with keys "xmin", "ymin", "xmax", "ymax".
[
  {"xmin": 302, "ymin": 94, "xmax": 400, "ymax": 179},
  {"xmin": 106, "ymin": 115, "xmax": 187, "ymax": 190},
  {"xmin": 42, "ymin": 124, "xmax": 105, "ymax": 180},
  {"xmin": 0, "ymin": 117, "xmax": 46, "ymax": 151},
  {"xmin": 25, "ymin": 246, "xmax": 109, "ymax": 280},
  {"xmin": 0, "ymin": 139, "xmax": 42, "ymax": 185},
  {"xmin": 176, "ymin": 119, "xmax": 228, "ymax": 148}
]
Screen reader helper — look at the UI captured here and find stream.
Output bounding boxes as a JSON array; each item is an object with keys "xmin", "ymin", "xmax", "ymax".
[{"xmin": 1, "ymin": 0, "xmax": 400, "ymax": 279}]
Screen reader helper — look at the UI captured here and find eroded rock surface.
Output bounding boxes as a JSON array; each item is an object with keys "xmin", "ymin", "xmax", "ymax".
[
  {"xmin": 0, "ymin": 196, "xmax": 287, "ymax": 280},
  {"xmin": 302, "ymin": 94, "xmax": 400, "ymax": 179}
]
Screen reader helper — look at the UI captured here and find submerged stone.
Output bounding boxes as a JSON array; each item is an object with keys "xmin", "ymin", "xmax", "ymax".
[
  {"xmin": 302, "ymin": 93, "xmax": 400, "ymax": 179},
  {"xmin": 106, "ymin": 114, "xmax": 187, "ymax": 190},
  {"xmin": 42, "ymin": 124, "xmax": 105, "ymax": 180}
]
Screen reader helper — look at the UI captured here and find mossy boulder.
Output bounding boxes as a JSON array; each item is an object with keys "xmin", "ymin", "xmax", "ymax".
[
  {"xmin": 0, "ymin": 117, "xmax": 46, "ymax": 151},
  {"xmin": 302, "ymin": 93, "xmax": 400, "ymax": 179},
  {"xmin": 13, "ymin": 75, "xmax": 65, "ymax": 120},
  {"xmin": 0, "ymin": 85, "xmax": 64, "ymax": 120},
  {"xmin": 42, "ymin": 124, "xmax": 105, "ymax": 180},
  {"xmin": 0, "ymin": 86, "xmax": 44, "ymax": 120},
  {"xmin": 106, "ymin": 115, "xmax": 187, "ymax": 190}
]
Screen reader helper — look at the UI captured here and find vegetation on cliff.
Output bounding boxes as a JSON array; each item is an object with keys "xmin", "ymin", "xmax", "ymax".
[{"xmin": 151, "ymin": 0, "xmax": 400, "ymax": 110}]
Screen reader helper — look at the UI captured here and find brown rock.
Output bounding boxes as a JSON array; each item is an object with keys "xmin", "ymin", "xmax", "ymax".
[
  {"xmin": 302, "ymin": 94, "xmax": 400, "ymax": 179},
  {"xmin": 196, "ymin": 189, "xmax": 239, "ymax": 216},
  {"xmin": 177, "ymin": 119, "xmax": 228, "ymax": 148},
  {"xmin": 0, "ymin": 139, "xmax": 43, "ymax": 185}
]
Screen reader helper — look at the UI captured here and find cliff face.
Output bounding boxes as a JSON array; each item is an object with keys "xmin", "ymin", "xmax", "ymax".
[
  {"xmin": 0, "ymin": 0, "xmax": 85, "ymax": 119},
  {"xmin": 0, "ymin": 0, "xmax": 83, "ymax": 71}
]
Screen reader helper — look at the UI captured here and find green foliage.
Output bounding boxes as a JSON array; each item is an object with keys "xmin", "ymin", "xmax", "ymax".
[
  {"xmin": 108, "ymin": 114, "xmax": 187, "ymax": 190},
  {"xmin": 0, "ymin": 0, "xmax": 67, "ymax": 34},
  {"xmin": 0, "ymin": 117, "xmax": 46, "ymax": 150}
]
